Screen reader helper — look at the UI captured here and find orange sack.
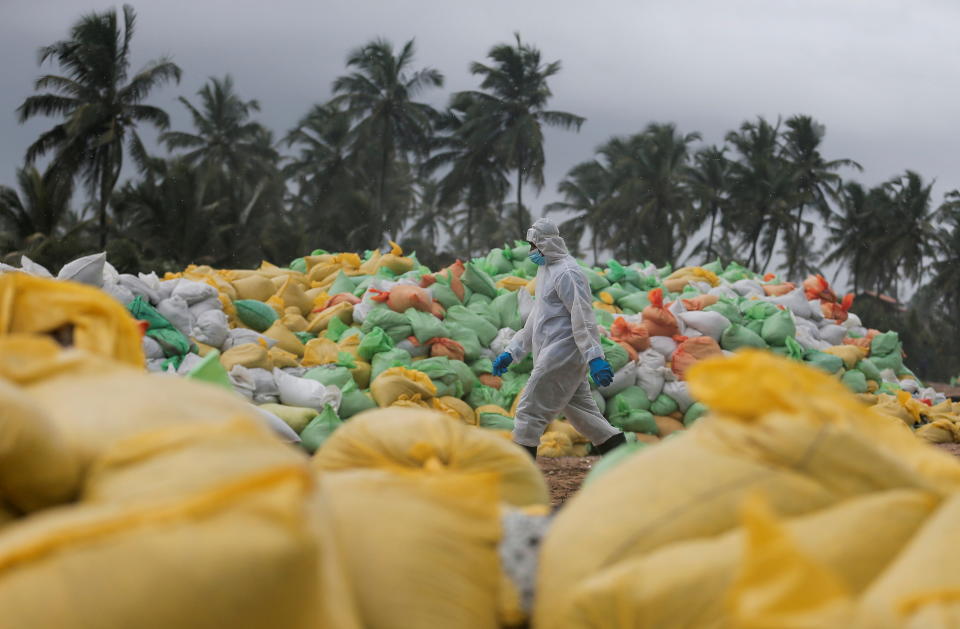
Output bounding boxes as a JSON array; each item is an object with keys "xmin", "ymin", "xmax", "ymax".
[
  {"xmin": 427, "ymin": 337, "xmax": 465, "ymax": 362},
  {"xmin": 610, "ymin": 317, "xmax": 651, "ymax": 351},
  {"xmin": 762, "ymin": 282, "xmax": 796, "ymax": 297},
  {"xmin": 671, "ymin": 336, "xmax": 724, "ymax": 380},
  {"xmin": 641, "ymin": 288, "xmax": 679, "ymax": 338},
  {"xmin": 478, "ymin": 373, "xmax": 503, "ymax": 389},
  {"xmin": 821, "ymin": 293, "xmax": 854, "ymax": 323},
  {"xmin": 325, "ymin": 293, "xmax": 360, "ymax": 309},
  {"xmin": 370, "ymin": 285, "xmax": 433, "ymax": 313},
  {"xmin": 680, "ymin": 294, "xmax": 719, "ymax": 311},
  {"xmin": 803, "ymin": 274, "xmax": 837, "ymax": 302}
]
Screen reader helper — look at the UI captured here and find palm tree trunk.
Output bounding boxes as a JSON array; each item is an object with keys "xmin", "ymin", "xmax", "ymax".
[
  {"xmin": 98, "ymin": 148, "xmax": 122, "ymax": 250},
  {"xmin": 467, "ymin": 204, "xmax": 474, "ymax": 258},
  {"xmin": 592, "ymin": 228, "xmax": 598, "ymax": 266},
  {"xmin": 516, "ymin": 166, "xmax": 524, "ymax": 233},
  {"xmin": 706, "ymin": 204, "xmax": 718, "ymax": 262},
  {"xmin": 377, "ymin": 136, "xmax": 391, "ymax": 244},
  {"xmin": 761, "ymin": 226, "xmax": 778, "ymax": 273},
  {"xmin": 795, "ymin": 203, "xmax": 804, "ymax": 243}
]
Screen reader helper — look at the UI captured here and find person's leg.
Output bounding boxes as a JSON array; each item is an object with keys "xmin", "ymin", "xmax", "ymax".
[
  {"xmin": 512, "ymin": 367, "xmax": 570, "ymax": 449},
  {"xmin": 561, "ymin": 380, "xmax": 621, "ymax": 447}
]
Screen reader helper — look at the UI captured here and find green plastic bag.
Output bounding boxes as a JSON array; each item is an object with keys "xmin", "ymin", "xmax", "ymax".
[
  {"xmin": 323, "ymin": 318, "xmax": 348, "ymax": 341},
  {"xmin": 185, "ymin": 350, "xmax": 234, "ymax": 392},
  {"xmin": 500, "ymin": 372, "xmax": 530, "ymax": 407},
  {"xmin": 514, "ymin": 257, "xmax": 539, "ymax": 277},
  {"xmin": 583, "ymin": 269, "xmax": 611, "ymax": 292},
  {"xmin": 745, "ymin": 319, "xmax": 764, "ymax": 336},
  {"xmin": 485, "ymin": 248, "xmax": 514, "ymax": 275},
  {"xmin": 296, "ymin": 331, "xmax": 317, "ymax": 345},
  {"xmin": 804, "ymin": 349, "xmax": 844, "ymax": 374},
  {"xmin": 704, "ymin": 299, "xmax": 743, "ymax": 325},
  {"xmin": 432, "ymin": 281, "xmax": 462, "ymax": 310},
  {"xmin": 371, "ymin": 347, "xmax": 413, "ymax": 381},
  {"xmin": 601, "ymin": 284, "xmax": 630, "ymax": 303},
  {"xmin": 594, "ymin": 309, "xmax": 615, "ymax": 329},
  {"xmin": 701, "ymin": 259, "xmax": 723, "ymax": 274},
  {"xmin": 338, "ymin": 390, "xmax": 377, "ymax": 419},
  {"xmin": 742, "ymin": 300, "xmax": 779, "ymax": 320},
  {"xmin": 490, "ymin": 291, "xmax": 522, "ymax": 330},
  {"xmin": 356, "ymin": 326, "xmax": 395, "ymax": 360},
  {"xmin": 462, "ymin": 262, "xmax": 498, "ymax": 299},
  {"xmin": 446, "ymin": 323, "xmax": 483, "ymax": 362},
  {"xmin": 618, "ymin": 292, "xmax": 651, "ymax": 313},
  {"xmin": 405, "ymin": 308, "xmax": 449, "ymax": 343},
  {"xmin": 361, "ymin": 306, "xmax": 413, "ymax": 343},
  {"xmin": 584, "ymin": 442, "xmax": 648, "ymax": 484},
  {"xmin": 601, "ymin": 336, "xmax": 630, "ymax": 372},
  {"xmin": 841, "ymin": 369, "xmax": 868, "ymax": 394},
  {"xmin": 305, "ymin": 365, "xmax": 356, "ymax": 393},
  {"xmin": 761, "ymin": 309, "xmax": 796, "ymax": 346},
  {"xmin": 471, "ymin": 357, "xmax": 494, "ymax": 376},
  {"xmin": 234, "ymin": 299, "xmax": 278, "ymax": 332},
  {"xmin": 609, "ymin": 386, "xmax": 652, "ymax": 413},
  {"xmin": 128, "ymin": 297, "xmax": 191, "ymax": 357},
  {"xmin": 329, "ymin": 271, "xmax": 357, "ymax": 295},
  {"xmin": 857, "ymin": 358, "xmax": 882, "ymax": 383},
  {"xmin": 300, "ymin": 405, "xmax": 342, "ymax": 453},
  {"xmin": 467, "ymin": 384, "xmax": 510, "ymax": 410},
  {"xmin": 478, "ymin": 411, "xmax": 514, "ymax": 431},
  {"xmin": 447, "ymin": 359, "xmax": 477, "ymax": 395},
  {"xmin": 871, "ymin": 331, "xmax": 901, "ymax": 357},
  {"xmin": 604, "ymin": 260, "xmax": 626, "ymax": 283},
  {"xmin": 353, "ymin": 276, "xmax": 373, "ymax": 298},
  {"xmin": 683, "ymin": 402, "xmax": 708, "ymax": 426},
  {"xmin": 413, "ymin": 357, "xmax": 463, "ymax": 398},
  {"xmin": 289, "ymin": 258, "xmax": 307, "ymax": 274},
  {"xmin": 871, "ymin": 351, "xmax": 904, "ymax": 374},
  {"xmin": 466, "ymin": 300, "xmax": 501, "ymax": 329},
  {"xmin": 509, "ymin": 353, "xmax": 534, "ymax": 375},
  {"xmin": 720, "ymin": 324, "xmax": 768, "ymax": 351},
  {"xmin": 466, "ymin": 292, "xmax": 492, "ymax": 307},
  {"xmin": 611, "ymin": 409, "xmax": 658, "ymax": 434},
  {"xmin": 783, "ymin": 336, "xmax": 806, "ymax": 360},
  {"xmin": 445, "ymin": 306, "xmax": 499, "ymax": 346},
  {"xmin": 650, "ymin": 393, "xmax": 679, "ymax": 416}
]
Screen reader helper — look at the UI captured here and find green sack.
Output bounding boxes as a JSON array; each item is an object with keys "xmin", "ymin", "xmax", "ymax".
[
  {"xmin": 500, "ymin": 372, "xmax": 530, "ymax": 408},
  {"xmin": 601, "ymin": 336, "xmax": 630, "ymax": 372},
  {"xmin": 601, "ymin": 284, "xmax": 631, "ymax": 303},
  {"xmin": 761, "ymin": 309, "xmax": 796, "ymax": 346},
  {"xmin": 291, "ymin": 331, "xmax": 315, "ymax": 346},
  {"xmin": 485, "ymin": 248, "xmax": 514, "ymax": 275},
  {"xmin": 871, "ymin": 331, "xmax": 901, "ymax": 357},
  {"xmin": 128, "ymin": 297, "xmax": 192, "ymax": 357},
  {"xmin": 683, "ymin": 402, "xmax": 708, "ymax": 426},
  {"xmin": 234, "ymin": 299, "xmax": 279, "ymax": 332},
  {"xmin": 371, "ymin": 347, "xmax": 413, "ymax": 381},
  {"xmin": 445, "ymin": 305, "xmax": 499, "ymax": 346},
  {"xmin": 701, "ymin": 259, "xmax": 723, "ymax": 274},
  {"xmin": 413, "ymin": 357, "xmax": 463, "ymax": 398},
  {"xmin": 594, "ymin": 309, "xmax": 615, "ymax": 329},
  {"xmin": 466, "ymin": 300, "xmax": 501, "ymax": 329},
  {"xmin": 490, "ymin": 290, "xmax": 522, "ymax": 330},
  {"xmin": 471, "ymin": 357, "xmax": 494, "ymax": 376},
  {"xmin": 289, "ymin": 258, "xmax": 307, "ymax": 274},
  {"xmin": 509, "ymin": 353, "xmax": 534, "ymax": 375},
  {"xmin": 361, "ymin": 306, "xmax": 413, "ymax": 343},
  {"xmin": 583, "ymin": 269, "xmax": 611, "ymax": 292},
  {"xmin": 720, "ymin": 324, "xmax": 768, "ymax": 351},
  {"xmin": 338, "ymin": 390, "xmax": 377, "ymax": 420},
  {"xmin": 618, "ymin": 292, "xmax": 651, "ymax": 313},
  {"xmin": 300, "ymin": 405, "xmax": 342, "ymax": 454},
  {"xmin": 324, "ymin": 318, "xmax": 348, "ymax": 341},
  {"xmin": 609, "ymin": 386, "xmax": 652, "ymax": 413},
  {"xmin": 704, "ymin": 299, "xmax": 743, "ymax": 325},
  {"xmin": 744, "ymin": 319, "xmax": 764, "ymax": 336},
  {"xmin": 742, "ymin": 300, "xmax": 779, "ymax": 320},
  {"xmin": 446, "ymin": 323, "xmax": 483, "ymax": 362},
  {"xmin": 878, "ymin": 381, "xmax": 901, "ymax": 395},
  {"xmin": 509, "ymin": 240, "xmax": 530, "ymax": 261},
  {"xmin": 804, "ymin": 349, "xmax": 844, "ymax": 374},
  {"xmin": 584, "ymin": 442, "xmax": 647, "ymax": 485},
  {"xmin": 432, "ymin": 281, "xmax": 462, "ymax": 310},
  {"xmin": 353, "ymin": 276, "xmax": 373, "ymax": 298},
  {"xmin": 513, "ymin": 257, "xmax": 539, "ymax": 277},
  {"xmin": 650, "ymin": 393, "xmax": 679, "ymax": 416},
  {"xmin": 841, "ymin": 369, "xmax": 869, "ymax": 394},
  {"xmin": 462, "ymin": 262, "xmax": 498, "ymax": 299},
  {"xmin": 405, "ymin": 308, "xmax": 449, "ymax": 344},
  {"xmin": 611, "ymin": 409, "xmax": 658, "ymax": 434},
  {"xmin": 857, "ymin": 358, "xmax": 883, "ymax": 383},
  {"xmin": 784, "ymin": 336, "xmax": 806, "ymax": 360},
  {"xmin": 871, "ymin": 351, "xmax": 904, "ymax": 374},
  {"xmin": 329, "ymin": 271, "xmax": 357, "ymax": 296},
  {"xmin": 304, "ymin": 365, "xmax": 356, "ymax": 393},
  {"xmin": 604, "ymin": 260, "xmax": 627, "ymax": 283},
  {"xmin": 185, "ymin": 350, "xmax": 234, "ymax": 392},
  {"xmin": 478, "ymin": 412, "xmax": 515, "ymax": 431},
  {"xmin": 466, "ymin": 292, "xmax": 492, "ymax": 307},
  {"xmin": 356, "ymin": 326, "xmax": 395, "ymax": 360},
  {"xmin": 467, "ymin": 384, "xmax": 510, "ymax": 410}
]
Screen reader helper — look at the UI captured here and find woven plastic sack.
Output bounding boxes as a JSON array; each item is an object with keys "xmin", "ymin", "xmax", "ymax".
[
  {"xmin": 641, "ymin": 288, "xmax": 679, "ymax": 338},
  {"xmin": 370, "ymin": 367, "xmax": 437, "ymax": 407},
  {"xmin": 461, "ymin": 262, "xmax": 498, "ymax": 299},
  {"xmin": 720, "ymin": 323, "xmax": 768, "ymax": 351},
  {"xmin": 360, "ymin": 307, "xmax": 412, "ymax": 343},
  {"xmin": 445, "ymin": 306, "xmax": 499, "ymax": 346},
  {"xmin": 406, "ymin": 308, "xmax": 449, "ymax": 343}
]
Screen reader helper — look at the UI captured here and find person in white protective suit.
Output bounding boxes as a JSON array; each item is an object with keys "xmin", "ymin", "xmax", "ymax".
[{"xmin": 492, "ymin": 218, "xmax": 626, "ymax": 458}]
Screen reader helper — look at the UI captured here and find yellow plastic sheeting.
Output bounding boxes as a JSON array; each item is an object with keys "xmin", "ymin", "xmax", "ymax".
[
  {"xmin": 534, "ymin": 351, "xmax": 960, "ymax": 628},
  {"xmin": 311, "ymin": 408, "xmax": 548, "ymax": 508},
  {"xmin": 0, "ymin": 272, "xmax": 143, "ymax": 366}
]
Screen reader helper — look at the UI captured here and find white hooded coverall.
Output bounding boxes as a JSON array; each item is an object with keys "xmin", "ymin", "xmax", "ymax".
[{"xmin": 506, "ymin": 219, "xmax": 621, "ymax": 447}]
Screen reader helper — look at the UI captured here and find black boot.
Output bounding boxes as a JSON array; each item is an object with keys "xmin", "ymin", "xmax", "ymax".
[
  {"xmin": 593, "ymin": 432, "xmax": 627, "ymax": 456},
  {"xmin": 522, "ymin": 444, "xmax": 539, "ymax": 459}
]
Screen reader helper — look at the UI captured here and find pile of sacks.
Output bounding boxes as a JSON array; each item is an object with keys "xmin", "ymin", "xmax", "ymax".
[{"xmin": 3, "ymin": 243, "xmax": 958, "ymax": 451}]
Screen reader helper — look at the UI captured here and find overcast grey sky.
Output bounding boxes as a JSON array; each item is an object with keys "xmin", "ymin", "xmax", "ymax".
[{"xmin": 2, "ymin": 0, "xmax": 959, "ymax": 243}]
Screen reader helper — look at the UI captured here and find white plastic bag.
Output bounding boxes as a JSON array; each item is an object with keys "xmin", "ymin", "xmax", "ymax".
[
  {"xmin": 142, "ymin": 336, "xmax": 164, "ymax": 359},
  {"xmin": 766, "ymin": 289, "xmax": 814, "ymax": 319},
  {"xmin": 252, "ymin": 407, "xmax": 301, "ymax": 444},
  {"xmin": 636, "ymin": 349, "xmax": 668, "ymax": 400},
  {"xmin": 119, "ymin": 273, "xmax": 160, "ymax": 304},
  {"xmin": 222, "ymin": 328, "xmax": 278, "ymax": 350},
  {"xmin": 649, "ymin": 336, "xmax": 678, "ymax": 361},
  {"xmin": 677, "ymin": 311, "xmax": 731, "ymax": 340},
  {"xmin": 102, "ymin": 281, "xmax": 136, "ymax": 305},
  {"xmin": 172, "ymin": 279, "xmax": 218, "ymax": 305},
  {"xmin": 273, "ymin": 368, "xmax": 341, "ymax": 412},
  {"xmin": 491, "ymin": 328, "xmax": 516, "ymax": 356},
  {"xmin": 189, "ymin": 295, "xmax": 222, "ymax": 319},
  {"xmin": 176, "ymin": 353, "xmax": 204, "ymax": 375},
  {"xmin": 517, "ymin": 288, "xmax": 535, "ymax": 324},
  {"xmin": 57, "ymin": 252, "xmax": 106, "ymax": 287},
  {"xmin": 598, "ymin": 361, "xmax": 638, "ymax": 398},
  {"xmin": 819, "ymin": 323, "xmax": 848, "ymax": 346},
  {"xmin": 157, "ymin": 295, "xmax": 194, "ymax": 338},
  {"xmin": 193, "ymin": 309, "xmax": 230, "ymax": 348},
  {"xmin": 230, "ymin": 366, "xmax": 279, "ymax": 404},
  {"xmin": 20, "ymin": 255, "xmax": 53, "ymax": 278},
  {"xmin": 663, "ymin": 380, "xmax": 695, "ymax": 412},
  {"xmin": 731, "ymin": 279, "xmax": 764, "ymax": 297}
]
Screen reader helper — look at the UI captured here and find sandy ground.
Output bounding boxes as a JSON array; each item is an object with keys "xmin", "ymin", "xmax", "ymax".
[{"xmin": 541, "ymin": 446, "xmax": 960, "ymax": 510}]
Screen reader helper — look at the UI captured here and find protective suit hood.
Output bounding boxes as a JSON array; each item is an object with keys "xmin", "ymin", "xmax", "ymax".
[{"xmin": 526, "ymin": 218, "xmax": 568, "ymax": 264}]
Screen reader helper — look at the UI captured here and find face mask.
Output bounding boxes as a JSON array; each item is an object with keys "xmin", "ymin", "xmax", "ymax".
[{"xmin": 529, "ymin": 250, "xmax": 546, "ymax": 266}]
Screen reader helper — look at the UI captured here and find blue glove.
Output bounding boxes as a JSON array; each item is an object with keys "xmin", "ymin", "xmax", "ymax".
[
  {"xmin": 492, "ymin": 352, "xmax": 513, "ymax": 376},
  {"xmin": 589, "ymin": 357, "xmax": 614, "ymax": 387}
]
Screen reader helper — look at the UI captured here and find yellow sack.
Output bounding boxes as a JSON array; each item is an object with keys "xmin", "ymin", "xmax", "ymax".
[
  {"xmin": 358, "ymin": 249, "xmax": 383, "ymax": 275},
  {"xmin": 534, "ymin": 351, "xmax": 960, "ymax": 629},
  {"xmin": 220, "ymin": 343, "xmax": 273, "ymax": 371},
  {"xmin": 0, "ymin": 273, "xmax": 143, "ymax": 366},
  {"xmin": 231, "ymin": 273, "xmax": 275, "ymax": 302},
  {"xmin": 337, "ymin": 333, "xmax": 362, "ymax": 361},
  {"xmin": 538, "ymin": 431, "xmax": 573, "ymax": 458},
  {"xmin": 824, "ymin": 344, "xmax": 868, "ymax": 370},
  {"xmin": 510, "ymin": 387, "xmax": 525, "ymax": 417},
  {"xmin": 873, "ymin": 393, "xmax": 915, "ymax": 425},
  {"xmin": 267, "ymin": 346, "xmax": 300, "ymax": 369},
  {"xmin": 306, "ymin": 302, "xmax": 353, "ymax": 334},
  {"xmin": 301, "ymin": 338, "xmax": 340, "ymax": 368},
  {"xmin": 275, "ymin": 276, "xmax": 312, "ymax": 316},
  {"xmin": 281, "ymin": 310, "xmax": 309, "ymax": 333},
  {"xmin": 262, "ymin": 320, "xmax": 305, "ymax": 357},
  {"xmin": 926, "ymin": 400, "xmax": 959, "ymax": 423},
  {"xmin": 350, "ymin": 360, "xmax": 371, "ymax": 390},
  {"xmin": 592, "ymin": 301, "xmax": 620, "ymax": 314},
  {"xmin": 258, "ymin": 403, "xmax": 318, "ymax": 433},
  {"xmin": 441, "ymin": 396, "xmax": 478, "ymax": 425},
  {"xmin": 495, "ymin": 276, "xmax": 529, "ymax": 292},
  {"xmin": 548, "ymin": 420, "xmax": 589, "ymax": 445},
  {"xmin": 916, "ymin": 419, "xmax": 960, "ymax": 444},
  {"xmin": 391, "ymin": 393, "xmax": 432, "ymax": 409},
  {"xmin": 311, "ymin": 408, "xmax": 548, "ymax": 508},
  {"xmin": 663, "ymin": 266, "xmax": 721, "ymax": 292},
  {"xmin": 370, "ymin": 367, "xmax": 437, "ymax": 407}
]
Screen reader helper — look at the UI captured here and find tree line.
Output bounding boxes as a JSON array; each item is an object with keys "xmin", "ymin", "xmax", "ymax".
[{"xmin": 2, "ymin": 5, "xmax": 960, "ymax": 380}]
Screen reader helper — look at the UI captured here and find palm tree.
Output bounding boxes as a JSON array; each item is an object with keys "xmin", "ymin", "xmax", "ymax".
[
  {"xmin": 161, "ymin": 75, "xmax": 276, "ymax": 208},
  {"xmin": 883, "ymin": 171, "xmax": 940, "ymax": 299},
  {"xmin": 925, "ymin": 193, "xmax": 960, "ymax": 322},
  {"xmin": 685, "ymin": 146, "xmax": 730, "ymax": 263},
  {"xmin": 546, "ymin": 160, "xmax": 612, "ymax": 263},
  {"xmin": 332, "ymin": 38, "xmax": 443, "ymax": 243},
  {"xmin": 458, "ymin": 33, "xmax": 585, "ymax": 232},
  {"xmin": 17, "ymin": 4, "xmax": 181, "ymax": 249},
  {"xmin": 0, "ymin": 165, "xmax": 75, "ymax": 247}
]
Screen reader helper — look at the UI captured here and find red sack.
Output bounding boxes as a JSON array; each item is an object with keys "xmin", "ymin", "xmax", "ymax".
[
  {"xmin": 641, "ymin": 288, "xmax": 679, "ymax": 338},
  {"xmin": 444, "ymin": 259, "xmax": 466, "ymax": 279},
  {"xmin": 478, "ymin": 373, "xmax": 503, "ymax": 389},
  {"xmin": 370, "ymin": 285, "xmax": 433, "ymax": 313},
  {"xmin": 427, "ymin": 337, "xmax": 465, "ymax": 362},
  {"xmin": 610, "ymin": 317, "xmax": 651, "ymax": 351},
  {"xmin": 325, "ymin": 293, "xmax": 361, "ymax": 309},
  {"xmin": 803, "ymin": 274, "xmax": 837, "ymax": 302},
  {"xmin": 671, "ymin": 336, "xmax": 723, "ymax": 380},
  {"xmin": 419, "ymin": 274, "xmax": 437, "ymax": 288},
  {"xmin": 821, "ymin": 293, "xmax": 854, "ymax": 323},
  {"xmin": 680, "ymin": 294, "xmax": 719, "ymax": 311},
  {"xmin": 762, "ymin": 282, "xmax": 796, "ymax": 297}
]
